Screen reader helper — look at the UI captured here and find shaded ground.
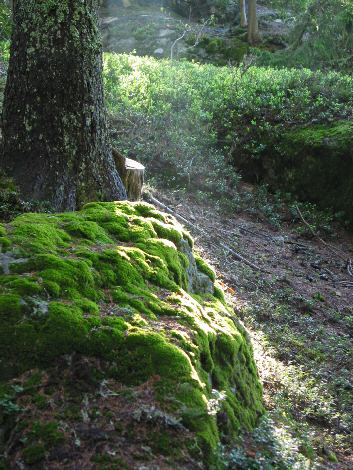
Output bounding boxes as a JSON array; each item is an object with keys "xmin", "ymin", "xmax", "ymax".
[
  {"xmin": 148, "ymin": 185, "xmax": 353, "ymax": 469},
  {"xmin": 3, "ymin": 363, "xmax": 201, "ymax": 470}
]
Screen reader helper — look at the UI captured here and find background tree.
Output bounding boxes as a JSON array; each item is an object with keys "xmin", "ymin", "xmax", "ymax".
[
  {"xmin": 240, "ymin": 0, "xmax": 247, "ymax": 27},
  {"xmin": 1, "ymin": 0, "xmax": 126, "ymax": 211},
  {"xmin": 258, "ymin": 0, "xmax": 353, "ymax": 72},
  {"xmin": 247, "ymin": 0, "xmax": 259, "ymax": 45}
]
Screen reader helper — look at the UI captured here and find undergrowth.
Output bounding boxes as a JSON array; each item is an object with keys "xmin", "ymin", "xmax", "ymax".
[
  {"xmin": 0, "ymin": 169, "xmax": 52, "ymax": 222},
  {"xmin": 103, "ymin": 53, "xmax": 353, "ymax": 227}
]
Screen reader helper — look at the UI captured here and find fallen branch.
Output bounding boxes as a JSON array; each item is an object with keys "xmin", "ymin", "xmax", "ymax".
[
  {"xmin": 171, "ymin": 13, "xmax": 211, "ymax": 60},
  {"xmin": 146, "ymin": 195, "xmax": 268, "ymax": 274},
  {"xmin": 170, "ymin": 30, "xmax": 187, "ymax": 60},
  {"xmin": 185, "ymin": 17, "xmax": 212, "ymax": 51}
]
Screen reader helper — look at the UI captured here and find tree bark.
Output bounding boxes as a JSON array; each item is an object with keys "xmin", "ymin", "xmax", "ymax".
[
  {"xmin": 240, "ymin": 0, "xmax": 247, "ymax": 28},
  {"xmin": 1, "ymin": 0, "xmax": 126, "ymax": 211},
  {"xmin": 247, "ymin": 0, "xmax": 259, "ymax": 46}
]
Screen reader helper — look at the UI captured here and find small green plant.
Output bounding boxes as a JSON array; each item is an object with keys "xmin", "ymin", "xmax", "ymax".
[
  {"xmin": 313, "ymin": 293, "xmax": 325, "ymax": 303},
  {"xmin": 0, "ymin": 385, "xmax": 23, "ymax": 424},
  {"xmin": 0, "ymin": 394, "xmax": 21, "ymax": 417},
  {"xmin": 0, "ymin": 169, "xmax": 53, "ymax": 222},
  {"xmin": 217, "ymin": 415, "xmax": 310, "ymax": 469},
  {"xmin": 132, "ymin": 23, "xmax": 158, "ymax": 41}
]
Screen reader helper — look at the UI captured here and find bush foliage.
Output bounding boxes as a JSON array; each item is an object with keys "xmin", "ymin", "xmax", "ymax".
[{"xmin": 103, "ymin": 53, "xmax": 352, "ymax": 220}]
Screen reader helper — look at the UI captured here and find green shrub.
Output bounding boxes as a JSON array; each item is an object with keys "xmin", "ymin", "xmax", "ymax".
[{"xmin": 103, "ymin": 53, "xmax": 352, "ymax": 223}]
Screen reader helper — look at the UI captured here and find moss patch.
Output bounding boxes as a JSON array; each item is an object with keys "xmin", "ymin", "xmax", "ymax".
[
  {"xmin": 0, "ymin": 201, "xmax": 263, "ymax": 468},
  {"xmin": 262, "ymin": 120, "xmax": 353, "ymax": 224},
  {"xmin": 22, "ymin": 444, "xmax": 45, "ymax": 464}
]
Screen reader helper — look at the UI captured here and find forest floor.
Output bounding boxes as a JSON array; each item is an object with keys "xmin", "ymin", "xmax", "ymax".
[
  {"xmin": 99, "ymin": 1, "xmax": 290, "ymax": 61},
  {"xmin": 1, "ymin": 4, "xmax": 352, "ymax": 467},
  {"xmin": 146, "ymin": 184, "xmax": 353, "ymax": 469}
]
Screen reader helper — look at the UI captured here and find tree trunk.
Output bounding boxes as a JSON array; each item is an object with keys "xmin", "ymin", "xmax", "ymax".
[
  {"xmin": 240, "ymin": 0, "xmax": 247, "ymax": 27},
  {"xmin": 247, "ymin": 0, "xmax": 259, "ymax": 46},
  {"xmin": 1, "ymin": 0, "xmax": 126, "ymax": 211}
]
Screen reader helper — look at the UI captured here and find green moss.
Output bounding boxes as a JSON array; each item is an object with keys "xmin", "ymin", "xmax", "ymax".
[
  {"xmin": 13, "ymin": 253, "xmax": 99, "ymax": 300},
  {"xmin": 63, "ymin": 219, "xmax": 113, "ymax": 243},
  {"xmin": 23, "ymin": 372, "xmax": 42, "ymax": 388},
  {"xmin": 151, "ymin": 431, "xmax": 181, "ymax": 455},
  {"xmin": 75, "ymin": 298, "xmax": 99, "ymax": 315},
  {"xmin": 0, "ymin": 294, "xmax": 22, "ymax": 322},
  {"xmin": 328, "ymin": 453, "xmax": 338, "ymax": 463},
  {"xmin": 136, "ymin": 239, "xmax": 188, "ymax": 290},
  {"xmin": 263, "ymin": 120, "xmax": 353, "ymax": 224},
  {"xmin": 42, "ymin": 280, "xmax": 61, "ymax": 297},
  {"xmin": 61, "ymin": 405, "xmax": 82, "ymax": 422},
  {"xmin": 134, "ymin": 202, "xmax": 166, "ymax": 221},
  {"xmin": 213, "ymin": 285, "xmax": 225, "ymax": 302},
  {"xmin": 22, "ymin": 444, "xmax": 45, "ymax": 464},
  {"xmin": 32, "ymin": 393, "xmax": 47, "ymax": 409},
  {"xmin": 225, "ymin": 38, "xmax": 249, "ymax": 61},
  {"xmin": 31, "ymin": 420, "xmax": 65, "ymax": 447},
  {"xmin": 0, "ymin": 237, "xmax": 11, "ymax": 251},
  {"xmin": 205, "ymin": 38, "xmax": 224, "ymax": 53},
  {"xmin": 6, "ymin": 277, "xmax": 42, "ymax": 296},
  {"xmin": 151, "ymin": 219, "xmax": 183, "ymax": 245},
  {"xmin": 0, "ymin": 201, "xmax": 263, "ymax": 467},
  {"xmin": 11, "ymin": 213, "xmax": 71, "ymax": 254},
  {"xmin": 194, "ymin": 254, "xmax": 216, "ymax": 282},
  {"xmin": 111, "ymin": 287, "xmax": 130, "ymax": 303}
]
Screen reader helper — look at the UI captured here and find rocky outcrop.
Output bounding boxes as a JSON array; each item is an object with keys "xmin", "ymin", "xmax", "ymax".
[
  {"xmin": 0, "ymin": 201, "xmax": 263, "ymax": 469},
  {"xmin": 261, "ymin": 121, "xmax": 353, "ymax": 224}
]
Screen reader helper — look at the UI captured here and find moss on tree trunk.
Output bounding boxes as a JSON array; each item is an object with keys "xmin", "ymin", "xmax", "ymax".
[{"xmin": 1, "ymin": 0, "xmax": 126, "ymax": 210}]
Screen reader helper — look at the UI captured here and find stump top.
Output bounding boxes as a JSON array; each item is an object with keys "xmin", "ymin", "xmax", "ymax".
[{"xmin": 125, "ymin": 158, "xmax": 145, "ymax": 171}]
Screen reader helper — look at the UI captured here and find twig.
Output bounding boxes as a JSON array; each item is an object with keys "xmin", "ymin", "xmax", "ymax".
[
  {"xmin": 187, "ymin": 156, "xmax": 195, "ymax": 188},
  {"xmin": 5, "ymin": 410, "xmax": 28, "ymax": 456},
  {"xmin": 16, "ymin": 381, "xmax": 58, "ymax": 396},
  {"xmin": 324, "ymin": 268, "xmax": 338, "ymax": 284},
  {"xmin": 240, "ymin": 54, "xmax": 257, "ymax": 76},
  {"xmin": 348, "ymin": 259, "xmax": 353, "ymax": 277},
  {"xmin": 170, "ymin": 30, "xmax": 187, "ymax": 60},
  {"xmin": 171, "ymin": 13, "xmax": 211, "ymax": 60},
  {"xmin": 146, "ymin": 195, "xmax": 268, "ymax": 274},
  {"xmin": 340, "ymin": 281, "xmax": 353, "ymax": 287},
  {"xmin": 185, "ymin": 17, "xmax": 212, "ymax": 51},
  {"xmin": 171, "ymin": 6, "xmax": 191, "ymax": 60}
]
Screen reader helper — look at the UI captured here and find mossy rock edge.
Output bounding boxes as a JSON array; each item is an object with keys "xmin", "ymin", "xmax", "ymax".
[
  {"xmin": 261, "ymin": 121, "xmax": 353, "ymax": 224},
  {"xmin": 0, "ymin": 201, "xmax": 263, "ymax": 468}
]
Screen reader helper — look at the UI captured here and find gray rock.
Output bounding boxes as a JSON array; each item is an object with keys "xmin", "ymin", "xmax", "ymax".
[
  {"xmin": 159, "ymin": 29, "xmax": 173, "ymax": 37},
  {"xmin": 178, "ymin": 238, "xmax": 214, "ymax": 294},
  {"xmin": 0, "ymin": 249, "xmax": 28, "ymax": 275}
]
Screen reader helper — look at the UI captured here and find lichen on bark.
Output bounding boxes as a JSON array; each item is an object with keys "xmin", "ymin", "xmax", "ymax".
[{"xmin": 1, "ymin": 0, "xmax": 126, "ymax": 210}]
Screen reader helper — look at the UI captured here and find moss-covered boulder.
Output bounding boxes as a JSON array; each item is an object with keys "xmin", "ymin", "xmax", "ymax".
[
  {"xmin": 262, "ymin": 121, "xmax": 353, "ymax": 223},
  {"xmin": 0, "ymin": 201, "xmax": 263, "ymax": 469}
]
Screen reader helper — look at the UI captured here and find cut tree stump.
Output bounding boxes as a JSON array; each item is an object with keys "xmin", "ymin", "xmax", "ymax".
[{"xmin": 112, "ymin": 148, "xmax": 145, "ymax": 201}]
